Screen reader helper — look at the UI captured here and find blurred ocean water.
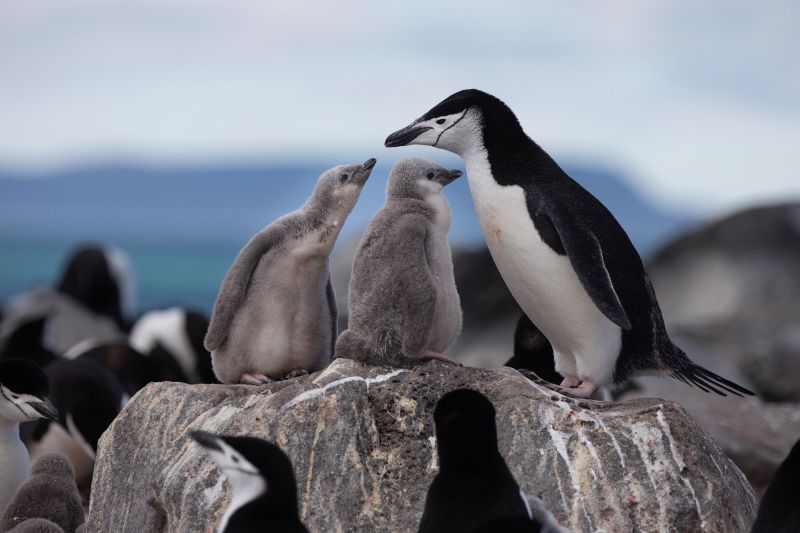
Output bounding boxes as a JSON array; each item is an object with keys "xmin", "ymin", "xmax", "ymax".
[{"xmin": 0, "ymin": 160, "xmax": 693, "ymax": 315}]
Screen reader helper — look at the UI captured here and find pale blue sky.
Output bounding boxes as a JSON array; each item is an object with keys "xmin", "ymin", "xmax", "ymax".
[{"xmin": 1, "ymin": 0, "xmax": 798, "ymax": 213}]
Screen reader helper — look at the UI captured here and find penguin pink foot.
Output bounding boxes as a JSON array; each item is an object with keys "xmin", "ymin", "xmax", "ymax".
[
  {"xmin": 422, "ymin": 351, "xmax": 463, "ymax": 367},
  {"xmin": 558, "ymin": 378, "xmax": 599, "ymax": 399},
  {"xmin": 240, "ymin": 373, "xmax": 274, "ymax": 385},
  {"xmin": 559, "ymin": 375, "xmax": 580, "ymax": 388}
]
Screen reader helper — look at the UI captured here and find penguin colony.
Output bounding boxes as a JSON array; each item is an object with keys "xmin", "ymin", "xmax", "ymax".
[{"xmin": 1, "ymin": 89, "xmax": 776, "ymax": 532}]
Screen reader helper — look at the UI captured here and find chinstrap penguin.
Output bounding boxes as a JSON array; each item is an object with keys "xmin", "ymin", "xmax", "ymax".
[
  {"xmin": 386, "ymin": 89, "xmax": 754, "ymax": 399},
  {"xmin": 72, "ymin": 341, "xmax": 184, "ymax": 396},
  {"xmin": 336, "ymin": 158, "xmax": 463, "ymax": 366},
  {"xmin": 417, "ymin": 389, "xmax": 542, "ymax": 533},
  {"xmin": 0, "ymin": 359, "xmax": 58, "ymax": 514},
  {"xmin": 190, "ymin": 431, "xmax": 309, "ymax": 533},
  {"xmin": 206, "ymin": 159, "xmax": 376, "ymax": 384},
  {"xmin": 0, "ymin": 453, "xmax": 84, "ymax": 533},
  {"xmin": 130, "ymin": 307, "xmax": 215, "ymax": 384},
  {"xmin": 505, "ymin": 313, "xmax": 560, "ymax": 385},
  {"xmin": 750, "ymin": 437, "xmax": 800, "ymax": 533},
  {"xmin": 23, "ymin": 358, "xmax": 125, "ymax": 489}
]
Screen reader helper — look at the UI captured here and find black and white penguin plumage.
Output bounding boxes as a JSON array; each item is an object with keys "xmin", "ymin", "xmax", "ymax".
[
  {"xmin": 23, "ymin": 359, "xmax": 125, "ymax": 488},
  {"xmin": 751, "ymin": 437, "xmax": 800, "ymax": 533},
  {"xmin": 129, "ymin": 308, "xmax": 215, "ymax": 384},
  {"xmin": 418, "ymin": 389, "xmax": 541, "ymax": 533},
  {"xmin": 190, "ymin": 431, "xmax": 309, "ymax": 533},
  {"xmin": 0, "ymin": 359, "xmax": 58, "ymax": 513},
  {"xmin": 71, "ymin": 342, "xmax": 185, "ymax": 395},
  {"xmin": 56, "ymin": 244, "xmax": 134, "ymax": 330},
  {"xmin": 386, "ymin": 89, "xmax": 755, "ymax": 399}
]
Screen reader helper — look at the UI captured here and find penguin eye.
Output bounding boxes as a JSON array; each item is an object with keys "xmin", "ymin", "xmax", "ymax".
[
  {"xmin": 339, "ymin": 174, "xmax": 348, "ymax": 183},
  {"xmin": 436, "ymin": 118, "xmax": 446, "ymax": 125},
  {"xmin": 426, "ymin": 172, "xmax": 435, "ymax": 180},
  {"xmin": 232, "ymin": 455, "xmax": 240, "ymax": 463}
]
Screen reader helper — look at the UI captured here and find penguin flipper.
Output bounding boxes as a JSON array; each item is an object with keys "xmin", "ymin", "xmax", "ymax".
[
  {"xmin": 548, "ymin": 213, "xmax": 632, "ymax": 330},
  {"xmin": 205, "ymin": 224, "xmax": 284, "ymax": 351},
  {"xmin": 326, "ymin": 276, "xmax": 338, "ymax": 358}
]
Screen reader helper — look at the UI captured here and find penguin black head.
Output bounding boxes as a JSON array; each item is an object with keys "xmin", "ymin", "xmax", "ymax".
[
  {"xmin": 0, "ymin": 359, "xmax": 58, "ymax": 423},
  {"xmin": 191, "ymin": 431, "xmax": 300, "ymax": 513},
  {"xmin": 433, "ymin": 388, "xmax": 499, "ymax": 469},
  {"xmin": 385, "ymin": 89, "xmax": 522, "ymax": 155},
  {"xmin": 387, "ymin": 158, "xmax": 463, "ymax": 200}
]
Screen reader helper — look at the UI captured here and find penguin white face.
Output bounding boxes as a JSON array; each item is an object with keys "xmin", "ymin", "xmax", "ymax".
[
  {"xmin": 0, "ymin": 359, "xmax": 59, "ymax": 423},
  {"xmin": 191, "ymin": 431, "xmax": 267, "ymax": 497},
  {"xmin": 0, "ymin": 385, "xmax": 58, "ymax": 423}
]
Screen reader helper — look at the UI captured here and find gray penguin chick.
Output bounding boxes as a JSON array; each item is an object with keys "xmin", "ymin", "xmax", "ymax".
[
  {"xmin": 6, "ymin": 518, "xmax": 65, "ymax": 533},
  {"xmin": 336, "ymin": 158, "xmax": 463, "ymax": 366},
  {"xmin": 206, "ymin": 159, "xmax": 376, "ymax": 384},
  {"xmin": 0, "ymin": 453, "xmax": 84, "ymax": 533}
]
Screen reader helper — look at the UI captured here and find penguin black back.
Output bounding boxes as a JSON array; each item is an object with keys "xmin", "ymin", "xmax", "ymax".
[
  {"xmin": 418, "ymin": 389, "xmax": 538, "ymax": 533},
  {"xmin": 57, "ymin": 245, "xmax": 125, "ymax": 329},
  {"xmin": 505, "ymin": 313, "xmax": 560, "ymax": 385},
  {"xmin": 751, "ymin": 438, "xmax": 800, "ymax": 533}
]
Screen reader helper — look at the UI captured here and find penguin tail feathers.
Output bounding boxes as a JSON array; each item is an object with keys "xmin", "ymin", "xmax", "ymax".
[{"xmin": 672, "ymin": 363, "xmax": 755, "ymax": 398}]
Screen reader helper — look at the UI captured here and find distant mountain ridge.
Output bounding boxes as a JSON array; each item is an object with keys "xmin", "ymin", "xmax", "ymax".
[{"xmin": 0, "ymin": 159, "xmax": 695, "ymax": 313}]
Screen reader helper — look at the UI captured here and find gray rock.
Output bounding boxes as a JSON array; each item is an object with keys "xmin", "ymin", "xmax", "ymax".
[{"xmin": 85, "ymin": 359, "xmax": 755, "ymax": 532}]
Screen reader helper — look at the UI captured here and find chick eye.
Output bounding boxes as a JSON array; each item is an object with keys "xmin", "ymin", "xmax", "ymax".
[
  {"xmin": 339, "ymin": 174, "xmax": 348, "ymax": 183},
  {"xmin": 11, "ymin": 394, "xmax": 18, "ymax": 399},
  {"xmin": 426, "ymin": 172, "xmax": 435, "ymax": 179},
  {"xmin": 232, "ymin": 456, "xmax": 240, "ymax": 463},
  {"xmin": 436, "ymin": 118, "xmax": 446, "ymax": 125}
]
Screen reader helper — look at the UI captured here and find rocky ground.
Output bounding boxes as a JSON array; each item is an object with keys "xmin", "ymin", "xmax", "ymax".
[{"xmin": 85, "ymin": 359, "xmax": 755, "ymax": 533}]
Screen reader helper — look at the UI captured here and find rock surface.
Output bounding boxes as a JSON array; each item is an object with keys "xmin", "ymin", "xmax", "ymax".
[
  {"xmin": 635, "ymin": 202, "xmax": 800, "ymax": 492},
  {"xmin": 85, "ymin": 359, "xmax": 756, "ymax": 532}
]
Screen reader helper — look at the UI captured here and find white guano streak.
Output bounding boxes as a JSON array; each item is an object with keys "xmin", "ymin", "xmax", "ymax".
[{"xmin": 280, "ymin": 369, "xmax": 409, "ymax": 412}]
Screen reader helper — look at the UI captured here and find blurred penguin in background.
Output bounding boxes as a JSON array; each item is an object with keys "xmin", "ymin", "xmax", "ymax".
[
  {"xmin": 130, "ymin": 307, "xmax": 215, "ymax": 384},
  {"xmin": 5, "ymin": 518, "xmax": 66, "ymax": 533},
  {"xmin": 68, "ymin": 341, "xmax": 185, "ymax": 396},
  {"xmin": 751, "ymin": 437, "xmax": 800, "ymax": 533},
  {"xmin": 0, "ymin": 244, "xmax": 133, "ymax": 357},
  {"xmin": 22, "ymin": 358, "xmax": 125, "ymax": 490},
  {"xmin": 0, "ymin": 453, "xmax": 84, "ymax": 533}
]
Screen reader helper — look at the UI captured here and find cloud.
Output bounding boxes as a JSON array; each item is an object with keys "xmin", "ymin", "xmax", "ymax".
[{"xmin": 0, "ymin": 0, "xmax": 798, "ymax": 214}]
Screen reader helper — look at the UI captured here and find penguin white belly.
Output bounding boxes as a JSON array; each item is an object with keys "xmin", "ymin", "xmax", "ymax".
[
  {"xmin": 216, "ymin": 238, "xmax": 333, "ymax": 381},
  {"xmin": 465, "ymin": 158, "xmax": 621, "ymax": 385}
]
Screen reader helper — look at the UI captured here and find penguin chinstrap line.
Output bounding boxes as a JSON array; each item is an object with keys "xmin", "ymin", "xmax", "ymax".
[
  {"xmin": 205, "ymin": 159, "xmax": 376, "ymax": 385},
  {"xmin": 417, "ymin": 389, "xmax": 544, "ymax": 533},
  {"xmin": 190, "ymin": 431, "xmax": 309, "ymax": 533},
  {"xmin": 0, "ymin": 359, "xmax": 58, "ymax": 514},
  {"xmin": 335, "ymin": 158, "xmax": 463, "ymax": 367},
  {"xmin": 385, "ymin": 89, "xmax": 754, "ymax": 398}
]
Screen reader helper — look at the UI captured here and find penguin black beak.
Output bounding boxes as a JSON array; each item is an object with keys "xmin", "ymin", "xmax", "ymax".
[
  {"xmin": 352, "ymin": 158, "xmax": 377, "ymax": 186},
  {"xmin": 385, "ymin": 124, "xmax": 432, "ymax": 147},
  {"xmin": 30, "ymin": 398, "xmax": 58, "ymax": 421},
  {"xmin": 190, "ymin": 430, "xmax": 224, "ymax": 452},
  {"xmin": 435, "ymin": 169, "xmax": 463, "ymax": 186}
]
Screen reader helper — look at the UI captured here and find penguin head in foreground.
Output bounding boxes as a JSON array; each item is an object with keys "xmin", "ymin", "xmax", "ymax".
[
  {"xmin": 385, "ymin": 89, "xmax": 521, "ymax": 156},
  {"xmin": 433, "ymin": 388, "xmax": 499, "ymax": 470},
  {"xmin": 387, "ymin": 158, "xmax": 462, "ymax": 200},
  {"xmin": 312, "ymin": 158, "xmax": 377, "ymax": 215},
  {"xmin": 0, "ymin": 359, "xmax": 59, "ymax": 423},
  {"xmin": 191, "ymin": 431, "xmax": 300, "ymax": 512}
]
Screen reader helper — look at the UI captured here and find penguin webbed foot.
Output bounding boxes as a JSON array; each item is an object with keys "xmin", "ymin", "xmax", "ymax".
[
  {"xmin": 557, "ymin": 378, "xmax": 599, "ymax": 399},
  {"xmin": 421, "ymin": 350, "xmax": 463, "ymax": 367},
  {"xmin": 283, "ymin": 369, "xmax": 309, "ymax": 380},
  {"xmin": 240, "ymin": 373, "xmax": 276, "ymax": 385}
]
